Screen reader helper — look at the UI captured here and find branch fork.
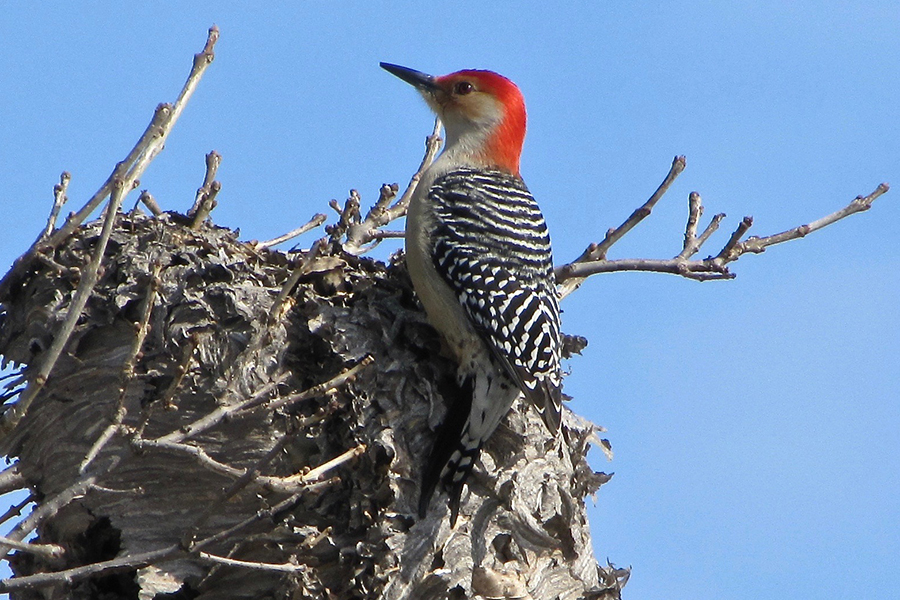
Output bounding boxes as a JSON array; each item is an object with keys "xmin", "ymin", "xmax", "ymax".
[{"xmin": 556, "ymin": 157, "xmax": 890, "ymax": 298}]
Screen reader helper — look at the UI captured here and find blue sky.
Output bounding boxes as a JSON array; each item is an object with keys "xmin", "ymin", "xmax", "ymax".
[{"xmin": 1, "ymin": 3, "xmax": 898, "ymax": 598}]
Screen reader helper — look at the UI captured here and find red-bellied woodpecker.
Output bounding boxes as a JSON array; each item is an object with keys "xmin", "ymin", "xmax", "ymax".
[{"xmin": 381, "ymin": 63, "xmax": 562, "ymax": 525}]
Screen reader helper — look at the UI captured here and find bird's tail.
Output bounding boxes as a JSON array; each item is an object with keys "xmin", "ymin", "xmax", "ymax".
[
  {"xmin": 418, "ymin": 369, "xmax": 520, "ymax": 526},
  {"xmin": 418, "ymin": 377, "xmax": 476, "ymax": 526}
]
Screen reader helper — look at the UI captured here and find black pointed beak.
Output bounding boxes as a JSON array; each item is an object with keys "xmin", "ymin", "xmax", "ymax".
[{"xmin": 380, "ymin": 62, "xmax": 439, "ymax": 92}]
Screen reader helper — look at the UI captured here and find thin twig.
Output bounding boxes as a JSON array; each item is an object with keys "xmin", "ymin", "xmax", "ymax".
[
  {"xmin": 268, "ymin": 238, "xmax": 326, "ymax": 323},
  {"xmin": 342, "ymin": 117, "xmax": 443, "ymax": 254},
  {"xmin": 255, "ymin": 213, "xmax": 328, "ymax": 250},
  {"xmin": 41, "ymin": 172, "xmax": 71, "ymax": 239},
  {"xmin": 1, "ymin": 175, "xmax": 129, "ymax": 433},
  {"xmin": 733, "ymin": 182, "xmax": 890, "ymax": 258},
  {"xmin": 152, "ymin": 375, "xmax": 287, "ymax": 445},
  {"xmin": 133, "ymin": 438, "xmax": 246, "ymax": 479},
  {"xmin": 0, "ymin": 25, "xmax": 219, "ymax": 304},
  {"xmin": 147, "ymin": 356, "xmax": 369, "ymax": 488},
  {"xmin": 594, "ymin": 155, "xmax": 686, "ymax": 260},
  {"xmin": 713, "ymin": 216, "xmax": 754, "ymax": 263},
  {"xmin": 0, "ymin": 493, "xmax": 33, "ymax": 528},
  {"xmin": 391, "ymin": 117, "xmax": 444, "ymax": 220},
  {"xmin": 140, "ymin": 418, "xmax": 345, "ymax": 493},
  {"xmin": 0, "ymin": 535, "xmax": 64, "ymax": 559},
  {"xmin": 161, "ymin": 332, "xmax": 203, "ymax": 412},
  {"xmin": 558, "ymin": 257, "xmax": 732, "ymax": 282},
  {"xmin": 0, "ymin": 481, "xmax": 340, "ymax": 593},
  {"xmin": 45, "ymin": 107, "xmax": 170, "ymax": 249},
  {"xmin": 137, "ymin": 435, "xmax": 351, "ymax": 494},
  {"xmin": 190, "ymin": 181, "xmax": 221, "ymax": 228},
  {"xmin": 132, "ymin": 331, "xmax": 207, "ymax": 440},
  {"xmin": 676, "ymin": 192, "xmax": 726, "ymax": 261},
  {"xmin": 249, "ymin": 355, "xmax": 373, "ymax": 416},
  {"xmin": 1, "ymin": 476, "xmax": 97, "ymax": 556},
  {"xmin": 370, "ymin": 229, "xmax": 405, "ymax": 240},
  {"xmin": 0, "ymin": 464, "xmax": 25, "ymax": 495},
  {"xmin": 693, "ymin": 213, "xmax": 727, "ymax": 256},
  {"xmin": 197, "ymin": 551, "xmax": 304, "ymax": 573},
  {"xmin": 190, "ymin": 151, "xmax": 223, "ymax": 228},
  {"xmin": 0, "ymin": 544, "xmax": 180, "ymax": 592},
  {"xmin": 0, "ymin": 27, "xmax": 220, "ymax": 433},
  {"xmin": 31, "ymin": 250, "xmax": 70, "ymax": 276},
  {"xmin": 557, "ymin": 181, "xmax": 890, "ymax": 290},
  {"xmin": 185, "ymin": 431, "xmax": 297, "ymax": 534},
  {"xmin": 139, "ymin": 189, "xmax": 164, "ymax": 216},
  {"xmin": 280, "ymin": 443, "xmax": 366, "ymax": 485},
  {"xmin": 678, "ymin": 191, "xmax": 703, "ymax": 259},
  {"xmin": 556, "ymin": 156, "xmax": 686, "ymax": 298},
  {"xmin": 189, "ymin": 151, "xmax": 222, "ymax": 214}
]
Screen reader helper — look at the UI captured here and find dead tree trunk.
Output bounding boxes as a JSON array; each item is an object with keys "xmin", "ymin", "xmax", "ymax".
[{"xmin": 0, "ymin": 211, "xmax": 624, "ymax": 599}]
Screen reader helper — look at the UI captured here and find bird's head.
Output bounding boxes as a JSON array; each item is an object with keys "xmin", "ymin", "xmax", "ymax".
[{"xmin": 381, "ymin": 62, "xmax": 527, "ymax": 175}]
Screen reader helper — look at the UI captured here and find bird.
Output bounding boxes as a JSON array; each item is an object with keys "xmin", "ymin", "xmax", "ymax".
[{"xmin": 381, "ymin": 62, "xmax": 562, "ymax": 525}]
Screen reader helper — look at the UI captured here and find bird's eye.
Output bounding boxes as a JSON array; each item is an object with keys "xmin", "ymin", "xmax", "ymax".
[{"xmin": 454, "ymin": 81, "xmax": 474, "ymax": 95}]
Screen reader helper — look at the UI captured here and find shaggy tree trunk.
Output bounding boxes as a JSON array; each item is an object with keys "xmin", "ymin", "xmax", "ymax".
[{"xmin": 0, "ymin": 211, "xmax": 624, "ymax": 599}]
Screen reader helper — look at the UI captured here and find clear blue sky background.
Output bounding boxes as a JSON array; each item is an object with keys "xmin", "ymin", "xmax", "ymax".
[{"xmin": 2, "ymin": 4, "xmax": 898, "ymax": 599}]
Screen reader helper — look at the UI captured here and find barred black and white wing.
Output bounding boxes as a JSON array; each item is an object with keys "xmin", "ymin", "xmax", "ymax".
[{"xmin": 429, "ymin": 167, "xmax": 563, "ymax": 432}]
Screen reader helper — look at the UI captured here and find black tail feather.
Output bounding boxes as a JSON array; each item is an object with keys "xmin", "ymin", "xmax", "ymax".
[
  {"xmin": 418, "ymin": 376, "xmax": 477, "ymax": 523},
  {"xmin": 445, "ymin": 443, "xmax": 481, "ymax": 526}
]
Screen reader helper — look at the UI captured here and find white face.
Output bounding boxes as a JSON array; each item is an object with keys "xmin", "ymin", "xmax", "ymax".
[{"xmin": 421, "ymin": 79, "xmax": 504, "ymax": 148}]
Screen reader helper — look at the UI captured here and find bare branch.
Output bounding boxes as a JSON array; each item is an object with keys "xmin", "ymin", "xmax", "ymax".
[
  {"xmin": 708, "ymin": 216, "xmax": 752, "ymax": 266},
  {"xmin": 0, "ymin": 464, "xmax": 25, "ymax": 495},
  {"xmin": 676, "ymin": 192, "xmax": 728, "ymax": 261},
  {"xmin": 133, "ymin": 438, "xmax": 250, "ymax": 480},
  {"xmin": 558, "ymin": 257, "xmax": 732, "ymax": 282},
  {"xmin": 40, "ymin": 172, "xmax": 71, "ymax": 239},
  {"xmin": 197, "ymin": 551, "xmax": 304, "ymax": 573},
  {"xmin": 138, "ymin": 189, "xmax": 163, "ymax": 216},
  {"xmin": 677, "ymin": 191, "xmax": 704, "ymax": 259},
  {"xmin": 190, "ymin": 180, "xmax": 221, "ymax": 228},
  {"xmin": 0, "ymin": 544, "xmax": 180, "ymax": 593},
  {"xmin": 731, "ymin": 182, "xmax": 890, "ymax": 258},
  {"xmin": 279, "ymin": 443, "xmax": 366, "ymax": 484},
  {"xmin": 341, "ymin": 117, "xmax": 443, "ymax": 254},
  {"xmin": 326, "ymin": 190, "xmax": 362, "ymax": 244},
  {"xmin": 693, "ymin": 212, "xmax": 727, "ymax": 257},
  {"xmin": 137, "ymin": 439, "xmax": 363, "ymax": 499},
  {"xmin": 1, "ymin": 175, "xmax": 129, "ymax": 433},
  {"xmin": 253, "ymin": 355, "xmax": 373, "ymax": 416},
  {"xmin": 145, "ymin": 351, "xmax": 371, "ymax": 451},
  {"xmin": 255, "ymin": 213, "xmax": 327, "ymax": 250},
  {"xmin": 46, "ymin": 107, "xmax": 170, "ymax": 248},
  {"xmin": 0, "ymin": 25, "xmax": 219, "ymax": 303},
  {"xmin": 190, "ymin": 151, "xmax": 223, "ymax": 228},
  {"xmin": 189, "ymin": 151, "xmax": 222, "ymax": 214},
  {"xmin": 150, "ymin": 376, "xmax": 284, "ymax": 446},
  {"xmin": 1, "ymin": 476, "xmax": 97, "ymax": 556},
  {"xmin": 556, "ymin": 180, "xmax": 890, "ymax": 295},
  {"xmin": 0, "ymin": 493, "xmax": 33, "ymax": 529},
  {"xmin": 597, "ymin": 155, "xmax": 686, "ymax": 259},
  {"xmin": 556, "ymin": 156, "xmax": 686, "ymax": 298},
  {"xmin": 393, "ymin": 117, "xmax": 444, "ymax": 218},
  {"xmin": 52, "ymin": 26, "xmax": 219, "ymax": 247},
  {"xmin": 0, "ymin": 483, "xmax": 338, "ymax": 593},
  {"xmin": 268, "ymin": 238, "xmax": 326, "ymax": 323},
  {"xmin": 0, "ymin": 535, "xmax": 64, "ymax": 559},
  {"xmin": 160, "ymin": 331, "xmax": 202, "ymax": 411}
]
